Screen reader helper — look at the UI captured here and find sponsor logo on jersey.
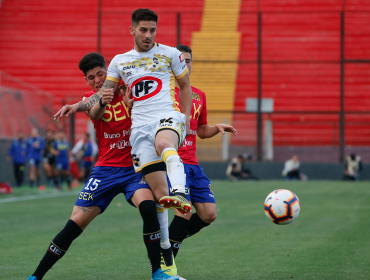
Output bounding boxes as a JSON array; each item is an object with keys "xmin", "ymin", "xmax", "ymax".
[
  {"xmin": 131, "ymin": 76, "xmax": 163, "ymax": 101},
  {"xmin": 110, "ymin": 140, "xmax": 131, "ymax": 150},
  {"xmin": 122, "ymin": 65, "xmax": 135, "ymax": 71},
  {"xmin": 189, "ymin": 129, "xmax": 196, "ymax": 135},
  {"xmin": 126, "ymin": 71, "xmax": 133, "ymax": 77},
  {"xmin": 183, "ymin": 139, "xmax": 193, "ymax": 147},
  {"xmin": 104, "ymin": 132, "xmax": 121, "ymax": 139}
]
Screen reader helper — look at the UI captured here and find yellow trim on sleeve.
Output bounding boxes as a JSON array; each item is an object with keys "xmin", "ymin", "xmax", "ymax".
[
  {"xmin": 135, "ymin": 159, "xmax": 163, "ymax": 173},
  {"xmin": 106, "ymin": 76, "xmax": 121, "ymax": 83},
  {"xmin": 162, "ymin": 149, "xmax": 178, "ymax": 163},
  {"xmin": 175, "ymin": 67, "xmax": 188, "ymax": 80}
]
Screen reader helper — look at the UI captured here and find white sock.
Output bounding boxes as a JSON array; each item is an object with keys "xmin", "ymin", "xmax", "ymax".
[
  {"xmin": 156, "ymin": 204, "xmax": 171, "ymax": 249},
  {"xmin": 161, "ymin": 147, "xmax": 186, "ymax": 193}
]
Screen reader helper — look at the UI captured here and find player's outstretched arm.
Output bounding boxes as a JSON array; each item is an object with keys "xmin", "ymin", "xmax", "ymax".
[
  {"xmin": 54, "ymin": 79, "xmax": 119, "ymax": 122},
  {"xmin": 177, "ymin": 72, "xmax": 192, "ymax": 135},
  {"xmin": 197, "ymin": 124, "xmax": 238, "ymax": 139}
]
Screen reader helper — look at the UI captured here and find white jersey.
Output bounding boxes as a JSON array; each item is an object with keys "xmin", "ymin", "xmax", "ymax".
[{"xmin": 106, "ymin": 43, "xmax": 188, "ymax": 128}]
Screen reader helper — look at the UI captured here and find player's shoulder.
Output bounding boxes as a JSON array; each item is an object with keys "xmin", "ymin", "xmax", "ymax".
[
  {"xmin": 155, "ymin": 43, "xmax": 180, "ymax": 55},
  {"xmin": 82, "ymin": 90, "xmax": 96, "ymax": 100},
  {"xmin": 112, "ymin": 50, "xmax": 135, "ymax": 61}
]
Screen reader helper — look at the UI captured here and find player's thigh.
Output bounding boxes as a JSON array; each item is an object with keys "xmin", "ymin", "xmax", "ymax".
[
  {"xmin": 155, "ymin": 129, "xmax": 179, "ymax": 154},
  {"xmin": 193, "ymin": 202, "xmax": 217, "ymax": 223},
  {"xmin": 43, "ymin": 162, "xmax": 52, "ymax": 176},
  {"xmin": 131, "ymin": 188, "xmax": 155, "ymax": 208},
  {"xmin": 144, "ymin": 171, "xmax": 169, "ymax": 202},
  {"xmin": 70, "ymin": 205, "xmax": 101, "ymax": 230}
]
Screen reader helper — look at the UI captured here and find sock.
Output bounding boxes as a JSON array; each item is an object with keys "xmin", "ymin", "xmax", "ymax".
[
  {"xmin": 139, "ymin": 200, "xmax": 161, "ymax": 273},
  {"xmin": 184, "ymin": 213, "xmax": 210, "ymax": 239},
  {"xmin": 30, "ymin": 180, "xmax": 35, "ymax": 187},
  {"xmin": 47, "ymin": 177, "xmax": 54, "ymax": 187},
  {"xmin": 169, "ymin": 215, "xmax": 190, "ymax": 258},
  {"xmin": 161, "ymin": 148, "xmax": 186, "ymax": 193},
  {"xmin": 53, "ymin": 176, "xmax": 59, "ymax": 188},
  {"xmin": 33, "ymin": 220, "xmax": 83, "ymax": 279},
  {"xmin": 156, "ymin": 204, "xmax": 171, "ymax": 249}
]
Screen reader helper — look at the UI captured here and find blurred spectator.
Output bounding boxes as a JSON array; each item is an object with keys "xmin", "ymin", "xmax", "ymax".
[
  {"xmin": 54, "ymin": 131, "xmax": 72, "ymax": 190},
  {"xmin": 27, "ymin": 128, "xmax": 45, "ymax": 187},
  {"xmin": 43, "ymin": 130, "xmax": 57, "ymax": 187},
  {"xmin": 72, "ymin": 132, "xmax": 97, "ymax": 182},
  {"xmin": 282, "ymin": 155, "xmax": 307, "ymax": 181},
  {"xmin": 343, "ymin": 153, "xmax": 362, "ymax": 181},
  {"xmin": 226, "ymin": 153, "xmax": 258, "ymax": 180},
  {"xmin": 6, "ymin": 131, "xmax": 27, "ymax": 187}
]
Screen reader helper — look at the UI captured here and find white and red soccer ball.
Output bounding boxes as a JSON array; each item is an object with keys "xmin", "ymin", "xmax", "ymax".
[{"xmin": 264, "ymin": 189, "xmax": 301, "ymax": 225}]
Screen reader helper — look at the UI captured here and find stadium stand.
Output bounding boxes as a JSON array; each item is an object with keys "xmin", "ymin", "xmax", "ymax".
[{"xmin": 0, "ymin": 0, "xmax": 369, "ymax": 162}]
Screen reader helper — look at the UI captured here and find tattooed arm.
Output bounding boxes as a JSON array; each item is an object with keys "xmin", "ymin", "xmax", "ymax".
[
  {"xmin": 87, "ymin": 88, "xmax": 115, "ymax": 121},
  {"xmin": 54, "ymin": 79, "xmax": 119, "ymax": 122}
]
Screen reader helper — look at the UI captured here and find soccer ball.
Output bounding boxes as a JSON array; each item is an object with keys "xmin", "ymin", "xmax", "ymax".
[{"xmin": 264, "ymin": 189, "xmax": 300, "ymax": 225}]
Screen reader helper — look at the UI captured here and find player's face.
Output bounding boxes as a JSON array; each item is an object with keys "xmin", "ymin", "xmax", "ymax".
[
  {"xmin": 130, "ymin": 21, "xmax": 157, "ymax": 52},
  {"xmin": 18, "ymin": 131, "xmax": 24, "ymax": 140},
  {"xmin": 46, "ymin": 130, "xmax": 54, "ymax": 140},
  {"xmin": 182, "ymin": 52, "xmax": 193, "ymax": 75},
  {"xmin": 31, "ymin": 128, "xmax": 38, "ymax": 137},
  {"xmin": 84, "ymin": 66, "xmax": 107, "ymax": 92}
]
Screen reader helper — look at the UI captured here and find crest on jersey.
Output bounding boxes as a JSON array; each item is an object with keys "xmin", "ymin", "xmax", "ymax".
[
  {"xmin": 132, "ymin": 154, "xmax": 141, "ymax": 167},
  {"xmin": 209, "ymin": 184, "xmax": 214, "ymax": 194},
  {"xmin": 131, "ymin": 76, "xmax": 163, "ymax": 101},
  {"xmin": 192, "ymin": 93, "xmax": 200, "ymax": 101}
]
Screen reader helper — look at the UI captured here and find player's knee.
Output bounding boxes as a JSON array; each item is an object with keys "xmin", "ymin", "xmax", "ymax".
[
  {"xmin": 138, "ymin": 200, "xmax": 157, "ymax": 219},
  {"xmin": 199, "ymin": 210, "xmax": 217, "ymax": 224},
  {"xmin": 156, "ymin": 140, "xmax": 175, "ymax": 156}
]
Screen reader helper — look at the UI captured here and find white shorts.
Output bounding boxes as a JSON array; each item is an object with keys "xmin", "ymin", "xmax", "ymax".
[{"xmin": 130, "ymin": 111, "xmax": 186, "ymax": 173}]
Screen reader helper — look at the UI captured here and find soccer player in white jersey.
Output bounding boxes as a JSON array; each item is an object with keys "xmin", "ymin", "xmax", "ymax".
[{"xmin": 54, "ymin": 8, "xmax": 193, "ymax": 273}]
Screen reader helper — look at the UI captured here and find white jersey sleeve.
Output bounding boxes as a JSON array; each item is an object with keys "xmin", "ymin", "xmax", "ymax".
[
  {"xmin": 106, "ymin": 55, "xmax": 122, "ymax": 83},
  {"xmin": 171, "ymin": 48, "xmax": 188, "ymax": 79}
]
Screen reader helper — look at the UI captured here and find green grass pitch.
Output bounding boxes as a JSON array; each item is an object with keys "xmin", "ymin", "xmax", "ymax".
[{"xmin": 1, "ymin": 181, "xmax": 370, "ymax": 279}]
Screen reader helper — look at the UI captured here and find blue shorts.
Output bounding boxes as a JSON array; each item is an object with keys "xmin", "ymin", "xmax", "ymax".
[
  {"xmin": 56, "ymin": 161, "xmax": 69, "ymax": 171},
  {"xmin": 29, "ymin": 158, "xmax": 40, "ymax": 167},
  {"xmin": 184, "ymin": 164, "xmax": 215, "ymax": 204},
  {"xmin": 75, "ymin": 166, "xmax": 150, "ymax": 213},
  {"xmin": 82, "ymin": 160, "xmax": 93, "ymax": 169}
]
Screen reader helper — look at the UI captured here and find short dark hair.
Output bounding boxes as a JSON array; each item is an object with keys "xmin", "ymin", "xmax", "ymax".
[
  {"xmin": 132, "ymin": 9, "xmax": 158, "ymax": 26},
  {"xmin": 175, "ymin": 45, "xmax": 192, "ymax": 59},
  {"xmin": 79, "ymin": 52, "xmax": 106, "ymax": 76}
]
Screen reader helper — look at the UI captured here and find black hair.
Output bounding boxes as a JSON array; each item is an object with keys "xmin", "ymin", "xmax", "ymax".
[
  {"xmin": 175, "ymin": 45, "xmax": 192, "ymax": 59},
  {"xmin": 79, "ymin": 52, "xmax": 106, "ymax": 76},
  {"xmin": 132, "ymin": 9, "xmax": 158, "ymax": 26}
]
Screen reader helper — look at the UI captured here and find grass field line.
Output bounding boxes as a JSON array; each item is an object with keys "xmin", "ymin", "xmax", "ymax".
[{"xmin": 0, "ymin": 190, "xmax": 80, "ymax": 204}]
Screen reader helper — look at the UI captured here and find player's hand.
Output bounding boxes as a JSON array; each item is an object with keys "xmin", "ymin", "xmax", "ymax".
[
  {"xmin": 101, "ymin": 88, "xmax": 114, "ymax": 105},
  {"xmin": 215, "ymin": 124, "xmax": 238, "ymax": 136},
  {"xmin": 185, "ymin": 116, "xmax": 191, "ymax": 136},
  {"xmin": 54, "ymin": 103, "xmax": 78, "ymax": 122},
  {"xmin": 121, "ymin": 86, "xmax": 134, "ymax": 109}
]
